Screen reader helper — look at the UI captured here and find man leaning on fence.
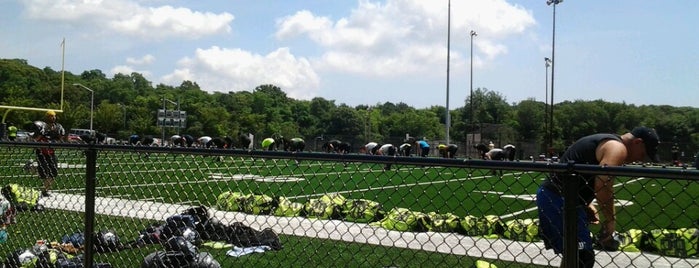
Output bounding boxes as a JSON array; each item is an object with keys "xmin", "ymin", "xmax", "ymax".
[
  {"xmin": 536, "ymin": 127, "xmax": 660, "ymax": 268},
  {"xmin": 33, "ymin": 110, "xmax": 67, "ymax": 197}
]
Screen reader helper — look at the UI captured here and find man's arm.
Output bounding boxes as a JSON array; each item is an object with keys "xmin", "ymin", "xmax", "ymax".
[
  {"xmin": 595, "ymin": 140, "xmax": 628, "ymax": 236},
  {"xmin": 58, "ymin": 124, "xmax": 69, "ymax": 142},
  {"xmin": 594, "ymin": 174, "xmax": 615, "ymax": 233}
]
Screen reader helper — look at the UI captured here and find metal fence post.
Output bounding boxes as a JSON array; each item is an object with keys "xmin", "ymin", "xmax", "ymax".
[
  {"xmin": 563, "ymin": 161, "xmax": 578, "ymax": 267},
  {"xmin": 83, "ymin": 147, "xmax": 97, "ymax": 267}
]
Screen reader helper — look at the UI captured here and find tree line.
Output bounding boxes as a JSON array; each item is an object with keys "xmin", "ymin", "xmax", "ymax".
[{"xmin": 1, "ymin": 58, "xmax": 698, "ymax": 160}]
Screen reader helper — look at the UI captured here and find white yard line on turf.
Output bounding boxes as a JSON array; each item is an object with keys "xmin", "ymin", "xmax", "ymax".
[
  {"xmin": 285, "ymin": 171, "xmax": 507, "ymax": 201},
  {"xmin": 498, "ymin": 177, "xmax": 649, "ymax": 220}
]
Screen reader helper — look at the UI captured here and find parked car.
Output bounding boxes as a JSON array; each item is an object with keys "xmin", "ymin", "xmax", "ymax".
[
  {"xmin": 15, "ymin": 130, "xmax": 31, "ymax": 142},
  {"xmin": 69, "ymin": 128, "xmax": 96, "ymax": 138},
  {"xmin": 68, "ymin": 134, "xmax": 83, "ymax": 142},
  {"xmin": 104, "ymin": 136, "xmax": 116, "ymax": 144}
]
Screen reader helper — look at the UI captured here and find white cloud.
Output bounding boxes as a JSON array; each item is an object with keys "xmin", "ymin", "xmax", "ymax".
[
  {"xmin": 110, "ymin": 65, "xmax": 152, "ymax": 78},
  {"xmin": 276, "ymin": 0, "xmax": 535, "ymax": 77},
  {"xmin": 275, "ymin": 10, "xmax": 333, "ymax": 40},
  {"xmin": 126, "ymin": 54, "xmax": 156, "ymax": 65},
  {"xmin": 20, "ymin": 0, "xmax": 233, "ymax": 40},
  {"xmin": 16, "ymin": 0, "xmax": 535, "ymax": 104},
  {"xmin": 161, "ymin": 46, "xmax": 320, "ymax": 100},
  {"xmin": 109, "ymin": 5, "xmax": 233, "ymax": 39}
]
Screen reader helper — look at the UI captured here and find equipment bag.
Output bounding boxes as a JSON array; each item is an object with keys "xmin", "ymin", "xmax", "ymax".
[
  {"xmin": 420, "ymin": 212, "xmax": 461, "ymax": 233},
  {"xmin": 341, "ymin": 199, "xmax": 383, "ymax": 223},
  {"xmin": 460, "ymin": 215, "xmax": 505, "ymax": 237},
  {"xmin": 215, "ymin": 191, "xmax": 246, "ymax": 212},
  {"xmin": 503, "ymin": 218, "xmax": 540, "ymax": 242},
  {"xmin": 647, "ymin": 228, "xmax": 699, "ymax": 258},
  {"xmin": 241, "ymin": 194, "xmax": 275, "ymax": 215},
  {"xmin": 1, "ymin": 184, "xmax": 40, "ymax": 211},
  {"xmin": 304, "ymin": 193, "xmax": 346, "ymax": 220},
  {"xmin": 273, "ymin": 196, "xmax": 304, "ymax": 217},
  {"xmin": 370, "ymin": 207, "xmax": 425, "ymax": 232}
]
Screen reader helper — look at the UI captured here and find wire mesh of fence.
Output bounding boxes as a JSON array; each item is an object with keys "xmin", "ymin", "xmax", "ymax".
[{"xmin": 1, "ymin": 141, "xmax": 698, "ymax": 267}]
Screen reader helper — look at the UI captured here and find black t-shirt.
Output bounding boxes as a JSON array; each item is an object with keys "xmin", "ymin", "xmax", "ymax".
[{"xmin": 544, "ymin": 133, "xmax": 621, "ymax": 204}]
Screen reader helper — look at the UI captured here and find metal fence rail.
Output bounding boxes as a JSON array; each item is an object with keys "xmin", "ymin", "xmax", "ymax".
[{"xmin": 1, "ymin": 141, "xmax": 698, "ymax": 267}]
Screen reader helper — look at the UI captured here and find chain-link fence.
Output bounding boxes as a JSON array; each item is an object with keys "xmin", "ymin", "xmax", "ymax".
[{"xmin": 1, "ymin": 141, "xmax": 698, "ymax": 267}]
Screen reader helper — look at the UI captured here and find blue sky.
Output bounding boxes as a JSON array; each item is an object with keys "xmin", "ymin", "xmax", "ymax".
[{"xmin": 1, "ymin": 0, "xmax": 697, "ymax": 109}]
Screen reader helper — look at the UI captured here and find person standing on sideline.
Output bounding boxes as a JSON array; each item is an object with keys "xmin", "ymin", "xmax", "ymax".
[
  {"xmin": 671, "ymin": 136, "xmax": 680, "ymax": 166},
  {"xmin": 536, "ymin": 127, "xmax": 660, "ymax": 268},
  {"xmin": 7, "ymin": 123, "xmax": 18, "ymax": 141},
  {"xmin": 34, "ymin": 110, "xmax": 67, "ymax": 197}
]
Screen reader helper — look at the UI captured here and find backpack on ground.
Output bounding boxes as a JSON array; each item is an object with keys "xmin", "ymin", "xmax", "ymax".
[
  {"xmin": 196, "ymin": 220, "xmax": 282, "ymax": 250},
  {"xmin": 131, "ymin": 222, "xmax": 165, "ymax": 247},
  {"xmin": 459, "ymin": 215, "xmax": 505, "ymax": 238},
  {"xmin": 226, "ymin": 222, "xmax": 283, "ymax": 250},
  {"xmin": 162, "ymin": 214, "xmax": 199, "ymax": 244},
  {"xmin": 1, "ymin": 184, "xmax": 40, "ymax": 211},
  {"xmin": 370, "ymin": 207, "xmax": 425, "ymax": 232},
  {"xmin": 646, "ymin": 228, "xmax": 699, "ymax": 257},
  {"xmin": 503, "ymin": 218, "xmax": 539, "ymax": 242},
  {"xmin": 198, "ymin": 218, "xmax": 229, "ymax": 242},
  {"xmin": 419, "ymin": 212, "xmax": 460, "ymax": 233},
  {"xmin": 215, "ymin": 191, "xmax": 246, "ymax": 212},
  {"xmin": 304, "ymin": 193, "xmax": 346, "ymax": 220},
  {"xmin": 0, "ymin": 197, "xmax": 16, "ymax": 225},
  {"xmin": 181, "ymin": 206, "xmax": 210, "ymax": 226},
  {"xmin": 93, "ymin": 230, "xmax": 124, "ymax": 253},
  {"xmin": 273, "ymin": 196, "xmax": 304, "ymax": 217},
  {"xmin": 341, "ymin": 199, "xmax": 383, "ymax": 223},
  {"xmin": 241, "ymin": 194, "xmax": 275, "ymax": 215}
]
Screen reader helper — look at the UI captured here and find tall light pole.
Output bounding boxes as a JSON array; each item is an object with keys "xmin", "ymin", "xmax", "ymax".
[
  {"xmin": 445, "ymin": 0, "xmax": 452, "ymax": 144},
  {"xmin": 546, "ymin": 2, "xmax": 572, "ymax": 267},
  {"xmin": 161, "ymin": 98, "xmax": 166, "ymax": 143},
  {"xmin": 547, "ymin": 0, "xmax": 562, "ymax": 156},
  {"xmin": 469, "ymin": 30, "xmax": 477, "ymax": 158},
  {"xmin": 544, "ymin": 57, "xmax": 551, "ymax": 149},
  {"xmin": 73, "ymin": 83, "xmax": 94, "ymax": 133}
]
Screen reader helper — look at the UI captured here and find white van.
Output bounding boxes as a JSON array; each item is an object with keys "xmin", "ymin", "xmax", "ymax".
[{"xmin": 69, "ymin": 129, "xmax": 96, "ymax": 137}]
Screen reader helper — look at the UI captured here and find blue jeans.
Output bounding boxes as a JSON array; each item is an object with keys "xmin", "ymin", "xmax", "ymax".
[{"xmin": 536, "ymin": 185, "xmax": 593, "ymax": 253}]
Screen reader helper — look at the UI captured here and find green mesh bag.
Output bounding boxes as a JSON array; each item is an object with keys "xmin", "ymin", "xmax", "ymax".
[
  {"xmin": 341, "ymin": 199, "xmax": 382, "ymax": 223},
  {"xmin": 215, "ymin": 191, "xmax": 245, "ymax": 212},
  {"xmin": 241, "ymin": 194, "xmax": 275, "ymax": 215},
  {"xmin": 370, "ymin": 208, "xmax": 424, "ymax": 232},
  {"xmin": 273, "ymin": 196, "xmax": 304, "ymax": 217},
  {"xmin": 503, "ymin": 218, "xmax": 539, "ymax": 242}
]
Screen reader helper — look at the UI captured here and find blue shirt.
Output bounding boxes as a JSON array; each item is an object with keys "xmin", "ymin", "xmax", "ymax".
[{"xmin": 417, "ymin": 140, "xmax": 429, "ymax": 148}]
